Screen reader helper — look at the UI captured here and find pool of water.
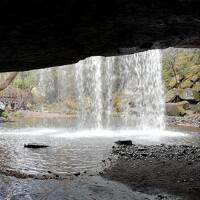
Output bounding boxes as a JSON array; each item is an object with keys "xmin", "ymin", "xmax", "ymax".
[{"xmin": 0, "ymin": 117, "xmax": 199, "ymax": 177}]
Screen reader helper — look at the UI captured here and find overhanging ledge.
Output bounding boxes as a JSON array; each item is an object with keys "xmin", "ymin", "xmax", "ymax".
[{"xmin": 0, "ymin": 0, "xmax": 200, "ymax": 72}]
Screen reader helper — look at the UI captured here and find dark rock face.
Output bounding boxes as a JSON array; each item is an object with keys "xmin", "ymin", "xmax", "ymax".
[{"xmin": 0, "ymin": 0, "xmax": 200, "ymax": 72}]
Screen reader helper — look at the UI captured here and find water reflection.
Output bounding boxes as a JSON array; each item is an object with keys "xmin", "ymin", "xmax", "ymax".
[{"xmin": 0, "ymin": 117, "xmax": 199, "ymax": 176}]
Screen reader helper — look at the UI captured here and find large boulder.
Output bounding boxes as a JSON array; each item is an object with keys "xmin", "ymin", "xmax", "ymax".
[
  {"xmin": 180, "ymin": 79, "xmax": 193, "ymax": 89},
  {"xmin": 189, "ymin": 74, "xmax": 199, "ymax": 82},
  {"xmin": 195, "ymin": 102, "xmax": 200, "ymax": 114},
  {"xmin": 168, "ymin": 75, "xmax": 183, "ymax": 88},
  {"xmin": 192, "ymin": 82, "xmax": 200, "ymax": 92},
  {"xmin": 165, "ymin": 89, "xmax": 177, "ymax": 103},
  {"xmin": 165, "ymin": 102, "xmax": 188, "ymax": 116},
  {"xmin": 0, "ymin": 101, "xmax": 5, "ymax": 111},
  {"xmin": 192, "ymin": 90, "xmax": 200, "ymax": 101},
  {"xmin": 177, "ymin": 88, "xmax": 195, "ymax": 101}
]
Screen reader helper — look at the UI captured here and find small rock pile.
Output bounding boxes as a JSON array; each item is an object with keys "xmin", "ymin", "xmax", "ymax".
[
  {"xmin": 112, "ymin": 144, "xmax": 200, "ymax": 162},
  {"xmin": 165, "ymin": 71, "xmax": 200, "ymax": 116}
]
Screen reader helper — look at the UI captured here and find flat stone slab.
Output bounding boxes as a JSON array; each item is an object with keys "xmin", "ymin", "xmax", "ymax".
[
  {"xmin": 24, "ymin": 143, "xmax": 49, "ymax": 149},
  {"xmin": 115, "ymin": 140, "xmax": 132, "ymax": 145}
]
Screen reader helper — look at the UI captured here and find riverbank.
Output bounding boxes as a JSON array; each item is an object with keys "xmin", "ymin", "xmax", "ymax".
[
  {"xmin": 166, "ymin": 115, "xmax": 200, "ymax": 128},
  {"xmin": 102, "ymin": 143, "xmax": 200, "ymax": 200}
]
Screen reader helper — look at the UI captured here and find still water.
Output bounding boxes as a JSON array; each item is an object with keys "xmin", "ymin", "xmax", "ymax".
[{"xmin": 0, "ymin": 116, "xmax": 199, "ymax": 177}]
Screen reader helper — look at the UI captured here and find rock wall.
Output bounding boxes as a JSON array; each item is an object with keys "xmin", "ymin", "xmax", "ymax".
[
  {"xmin": 0, "ymin": 0, "xmax": 200, "ymax": 72},
  {"xmin": 165, "ymin": 69, "xmax": 200, "ymax": 116}
]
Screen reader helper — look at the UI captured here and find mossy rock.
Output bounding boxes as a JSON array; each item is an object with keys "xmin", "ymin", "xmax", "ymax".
[
  {"xmin": 165, "ymin": 89, "xmax": 177, "ymax": 103},
  {"xmin": 180, "ymin": 79, "xmax": 193, "ymax": 89},
  {"xmin": 177, "ymin": 88, "xmax": 195, "ymax": 101},
  {"xmin": 189, "ymin": 74, "xmax": 199, "ymax": 82},
  {"xmin": 165, "ymin": 103, "xmax": 186, "ymax": 116},
  {"xmin": 192, "ymin": 82, "xmax": 200, "ymax": 92},
  {"xmin": 177, "ymin": 101, "xmax": 190, "ymax": 110},
  {"xmin": 195, "ymin": 102, "xmax": 200, "ymax": 113},
  {"xmin": 192, "ymin": 90, "xmax": 200, "ymax": 101},
  {"xmin": 168, "ymin": 75, "xmax": 182, "ymax": 88}
]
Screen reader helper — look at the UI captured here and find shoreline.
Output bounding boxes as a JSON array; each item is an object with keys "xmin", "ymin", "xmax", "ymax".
[{"xmin": 102, "ymin": 143, "xmax": 200, "ymax": 200}]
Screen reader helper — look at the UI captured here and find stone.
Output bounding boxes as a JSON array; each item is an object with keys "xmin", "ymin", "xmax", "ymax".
[
  {"xmin": 0, "ymin": 101, "xmax": 5, "ymax": 111},
  {"xmin": 190, "ymin": 74, "xmax": 199, "ymax": 82},
  {"xmin": 115, "ymin": 140, "xmax": 132, "ymax": 146},
  {"xmin": 168, "ymin": 75, "xmax": 182, "ymax": 88},
  {"xmin": 24, "ymin": 143, "xmax": 49, "ymax": 148},
  {"xmin": 195, "ymin": 102, "xmax": 200, "ymax": 114},
  {"xmin": 74, "ymin": 172, "xmax": 81, "ymax": 176},
  {"xmin": 165, "ymin": 89, "xmax": 177, "ymax": 103},
  {"xmin": 0, "ymin": 117, "xmax": 6, "ymax": 123},
  {"xmin": 192, "ymin": 90, "xmax": 200, "ymax": 101},
  {"xmin": 177, "ymin": 88, "xmax": 195, "ymax": 101},
  {"xmin": 192, "ymin": 82, "xmax": 200, "ymax": 92},
  {"xmin": 180, "ymin": 79, "xmax": 193, "ymax": 89},
  {"xmin": 177, "ymin": 101, "xmax": 190, "ymax": 109},
  {"xmin": 165, "ymin": 103, "xmax": 186, "ymax": 116}
]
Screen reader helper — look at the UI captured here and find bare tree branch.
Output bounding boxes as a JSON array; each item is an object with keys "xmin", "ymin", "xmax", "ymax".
[{"xmin": 0, "ymin": 72, "xmax": 18, "ymax": 91}]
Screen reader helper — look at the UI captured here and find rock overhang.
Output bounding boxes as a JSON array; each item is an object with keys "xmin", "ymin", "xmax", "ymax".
[{"xmin": 0, "ymin": 0, "xmax": 200, "ymax": 72}]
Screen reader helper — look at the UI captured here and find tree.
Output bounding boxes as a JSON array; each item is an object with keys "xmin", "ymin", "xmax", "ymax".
[{"xmin": 0, "ymin": 72, "xmax": 18, "ymax": 91}]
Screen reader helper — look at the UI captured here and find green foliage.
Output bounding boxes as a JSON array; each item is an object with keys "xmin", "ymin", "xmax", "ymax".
[
  {"xmin": 1, "ymin": 111, "xmax": 8, "ymax": 118},
  {"xmin": 12, "ymin": 72, "xmax": 36, "ymax": 89},
  {"xmin": 162, "ymin": 48, "xmax": 200, "ymax": 87}
]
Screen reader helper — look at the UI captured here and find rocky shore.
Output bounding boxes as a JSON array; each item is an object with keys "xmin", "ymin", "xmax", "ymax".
[
  {"xmin": 102, "ymin": 143, "xmax": 200, "ymax": 200},
  {"xmin": 166, "ymin": 115, "xmax": 200, "ymax": 128}
]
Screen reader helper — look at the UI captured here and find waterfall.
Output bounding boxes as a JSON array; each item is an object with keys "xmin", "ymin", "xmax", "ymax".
[
  {"xmin": 105, "ymin": 57, "xmax": 114, "ymax": 128},
  {"xmin": 137, "ymin": 50, "xmax": 165, "ymax": 130},
  {"xmin": 125, "ymin": 50, "xmax": 165, "ymax": 130},
  {"xmin": 75, "ymin": 61, "xmax": 85, "ymax": 128},
  {"xmin": 75, "ymin": 50, "xmax": 165, "ymax": 130},
  {"xmin": 75, "ymin": 57, "xmax": 104, "ymax": 129},
  {"xmin": 31, "ymin": 49, "xmax": 165, "ymax": 130}
]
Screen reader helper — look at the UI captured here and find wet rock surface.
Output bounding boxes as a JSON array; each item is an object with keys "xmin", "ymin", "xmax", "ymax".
[
  {"xmin": 0, "ymin": 167, "xmax": 63, "ymax": 180},
  {"xmin": 111, "ymin": 143, "xmax": 200, "ymax": 161},
  {"xmin": 167, "ymin": 115, "xmax": 200, "ymax": 127},
  {"xmin": 115, "ymin": 140, "xmax": 133, "ymax": 145},
  {"xmin": 0, "ymin": 174, "xmax": 182, "ymax": 200},
  {"xmin": 103, "ymin": 143, "xmax": 200, "ymax": 199}
]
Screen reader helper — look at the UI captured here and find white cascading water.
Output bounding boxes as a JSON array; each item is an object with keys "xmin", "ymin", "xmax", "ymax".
[
  {"xmin": 75, "ymin": 57, "xmax": 104, "ymax": 129},
  {"xmin": 120, "ymin": 50, "xmax": 165, "ymax": 130},
  {"xmin": 105, "ymin": 57, "xmax": 114, "ymax": 128},
  {"xmin": 35, "ymin": 49, "xmax": 165, "ymax": 130},
  {"xmin": 135, "ymin": 50, "xmax": 165, "ymax": 130},
  {"xmin": 74, "ymin": 49, "xmax": 165, "ymax": 130},
  {"xmin": 75, "ymin": 61, "xmax": 85, "ymax": 128},
  {"xmin": 93, "ymin": 57, "xmax": 103, "ymax": 129}
]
